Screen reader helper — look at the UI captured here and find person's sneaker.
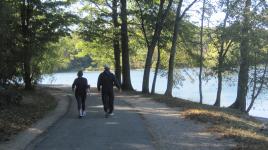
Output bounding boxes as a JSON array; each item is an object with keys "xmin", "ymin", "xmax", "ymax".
[
  {"xmin": 79, "ymin": 109, "xmax": 82, "ymax": 116},
  {"xmin": 82, "ymin": 111, "xmax": 86, "ymax": 116},
  {"xmin": 109, "ymin": 113, "xmax": 114, "ymax": 116}
]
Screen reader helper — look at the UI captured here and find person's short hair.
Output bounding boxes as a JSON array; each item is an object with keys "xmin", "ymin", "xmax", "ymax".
[
  {"xmin": 104, "ymin": 64, "xmax": 110, "ymax": 70},
  {"xmin": 77, "ymin": 70, "xmax": 83, "ymax": 77}
]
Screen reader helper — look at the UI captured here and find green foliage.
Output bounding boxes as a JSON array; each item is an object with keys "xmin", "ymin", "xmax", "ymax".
[
  {"xmin": 0, "ymin": 0, "xmax": 79, "ymax": 87},
  {"xmin": 0, "ymin": 0, "xmax": 22, "ymax": 85}
]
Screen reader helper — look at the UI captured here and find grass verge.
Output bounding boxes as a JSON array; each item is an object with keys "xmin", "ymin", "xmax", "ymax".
[
  {"xmin": 121, "ymin": 91, "xmax": 268, "ymax": 150},
  {"xmin": 0, "ymin": 88, "xmax": 57, "ymax": 142}
]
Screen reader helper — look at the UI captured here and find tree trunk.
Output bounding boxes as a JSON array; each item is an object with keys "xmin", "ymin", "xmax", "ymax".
[
  {"xmin": 120, "ymin": 0, "xmax": 133, "ymax": 90},
  {"xmin": 246, "ymin": 54, "xmax": 268, "ymax": 113},
  {"xmin": 23, "ymin": 59, "xmax": 32, "ymax": 90},
  {"xmin": 151, "ymin": 41, "xmax": 161, "ymax": 94},
  {"xmin": 142, "ymin": 0, "xmax": 173, "ymax": 93},
  {"xmin": 214, "ymin": 0, "xmax": 230, "ymax": 107},
  {"xmin": 199, "ymin": 0, "xmax": 205, "ymax": 104},
  {"xmin": 21, "ymin": 0, "xmax": 33, "ymax": 90},
  {"xmin": 229, "ymin": 0, "xmax": 251, "ymax": 111},
  {"xmin": 214, "ymin": 58, "xmax": 223, "ymax": 106},
  {"xmin": 112, "ymin": 0, "xmax": 121, "ymax": 84},
  {"xmin": 165, "ymin": 0, "xmax": 183, "ymax": 96}
]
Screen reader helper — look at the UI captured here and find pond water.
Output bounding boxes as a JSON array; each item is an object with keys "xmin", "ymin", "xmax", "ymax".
[{"xmin": 41, "ymin": 69, "xmax": 268, "ymax": 118}]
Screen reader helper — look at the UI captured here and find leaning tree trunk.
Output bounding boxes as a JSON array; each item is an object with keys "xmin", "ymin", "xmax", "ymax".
[
  {"xmin": 112, "ymin": 0, "xmax": 121, "ymax": 84},
  {"xmin": 151, "ymin": 41, "xmax": 161, "ymax": 94},
  {"xmin": 165, "ymin": 0, "xmax": 183, "ymax": 96},
  {"xmin": 142, "ymin": 0, "xmax": 173, "ymax": 93},
  {"xmin": 246, "ymin": 53, "xmax": 268, "ymax": 113},
  {"xmin": 229, "ymin": 0, "xmax": 251, "ymax": 111},
  {"xmin": 120, "ymin": 0, "xmax": 133, "ymax": 90}
]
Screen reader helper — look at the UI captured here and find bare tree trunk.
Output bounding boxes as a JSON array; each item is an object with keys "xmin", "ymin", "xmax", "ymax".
[
  {"xmin": 142, "ymin": 0, "xmax": 173, "ymax": 93},
  {"xmin": 112, "ymin": 0, "xmax": 121, "ymax": 84},
  {"xmin": 165, "ymin": 0, "xmax": 183, "ymax": 96},
  {"xmin": 246, "ymin": 54, "xmax": 268, "ymax": 113},
  {"xmin": 165, "ymin": 0, "xmax": 198, "ymax": 96},
  {"xmin": 151, "ymin": 41, "xmax": 161, "ymax": 94},
  {"xmin": 199, "ymin": 0, "xmax": 205, "ymax": 104},
  {"xmin": 214, "ymin": 0, "xmax": 231, "ymax": 107},
  {"xmin": 120, "ymin": 0, "xmax": 133, "ymax": 90},
  {"xmin": 215, "ymin": 57, "xmax": 223, "ymax": 106},
  {"xmin": 230, "ymin": 0, "xmax": 251, "ymax": 111}
]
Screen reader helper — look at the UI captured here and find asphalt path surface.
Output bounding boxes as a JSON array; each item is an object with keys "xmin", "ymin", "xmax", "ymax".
[{"xmin": 27, "ymin": 91, "xmax": 155, "ymax": 150}]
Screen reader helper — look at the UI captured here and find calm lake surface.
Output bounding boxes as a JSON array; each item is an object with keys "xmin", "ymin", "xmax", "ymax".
[{"xmin": 41, "ymin": 69, "xmax": 268, "ymax": 118}]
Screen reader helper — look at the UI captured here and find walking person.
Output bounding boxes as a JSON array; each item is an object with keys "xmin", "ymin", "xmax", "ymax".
[
  {"xmin": 72, "ymin": 70, "xmax": 90, "ymax": 118},
  {"xmin": 97, "ymin": 65, "xmax": 120, "ymax": 118}
]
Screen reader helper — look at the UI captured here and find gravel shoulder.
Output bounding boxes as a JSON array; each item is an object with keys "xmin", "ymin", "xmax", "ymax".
[{"xmin": 117, "ymin": 93, "xmax": 236, "ymax": 150}]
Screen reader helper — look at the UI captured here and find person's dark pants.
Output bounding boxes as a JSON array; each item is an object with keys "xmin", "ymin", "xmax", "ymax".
[
  {"xmin": 101, "ymin": 91, "xmax": 114, "ymax": 114},
  {"xmin": 75, "ymin": 93, "xmax": 86, "ymax": 111}
]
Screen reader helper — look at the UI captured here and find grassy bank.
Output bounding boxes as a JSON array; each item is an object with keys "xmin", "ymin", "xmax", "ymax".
[
  {"xmin": 0, "ymin": 88, "xmax": 57, "ymax": 142},
  {"xmin": 121, "ymin": 91, "xmax": 268, "ymax": 150}
]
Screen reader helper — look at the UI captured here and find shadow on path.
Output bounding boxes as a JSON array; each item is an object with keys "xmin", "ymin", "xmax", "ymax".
[{"xmin": 27, "ymin": 90, "xmax": 155, "ymax": 150}]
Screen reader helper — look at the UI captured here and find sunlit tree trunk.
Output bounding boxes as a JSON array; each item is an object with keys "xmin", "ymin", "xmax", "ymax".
[
  {"xmin": 165, "ymin": 0, "xmax": 183, "ymax": 96},
  {"xmin": 142, "ymin": 0, "xmax": 173, "ymax": 93},
  {"xmin": 112, "ymin": 0, "xmax": 121, "ymax": 84},
  {"xmin": 199, "ymin": 0, "xmax": 205, "ymax": 104},
  {"xmin": 230, "ymin": 0, "xmax": 251, "ymax": 111},
  {"xmin": 165, "ymin": 0, "xmax": 198, "ymax": 96},
  {"xmin": 120, "ymin": 0, "xmax": 133, "ymax": 90},
  {"xmin": 214, "ymin": 0, "xmax": 231, "ymax": 107},
  {"xmin": 151, "ymin": 41, "xmax": 161, "ymax": 94}
]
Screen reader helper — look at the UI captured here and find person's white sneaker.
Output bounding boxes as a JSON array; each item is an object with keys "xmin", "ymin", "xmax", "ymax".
[
  {"xmin": 79, "ymin": 109, "xmax": 83, "ymax": 118},
  {"xmin": 109, "ymin": 113, "xmax": 114, "ymax": 116},
  {"xmin": 82, "ymin": 111, "xmax": 86, "ymax": 116}
]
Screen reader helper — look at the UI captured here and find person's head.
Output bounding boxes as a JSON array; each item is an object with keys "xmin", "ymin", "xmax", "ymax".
[
  {"xmin": 77, "ymin": 70, "xmax": 83, "ymax": 77},
  {"xmin": 104, "ymin": 64, "xmax": 110, "ymax": 71}
]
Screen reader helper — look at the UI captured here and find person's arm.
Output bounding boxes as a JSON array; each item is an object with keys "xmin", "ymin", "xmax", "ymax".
[
  {"xmin": 85, "ymin": 79, "xmax": 90, "ymax": 89},
  {"xmin": 113, "ymin": 75, "xmax": 121, "ymax": 90},
  {"xmin": 72, "ymin": 79, "xmax": 77, "ymax": 91},
  {"xmin": 97, "ymin": 74, "xmax": 102, "ymax": 91},
  {"xmin": 85, "ymin": 78, "xmax": 90, "ymax": 94}
]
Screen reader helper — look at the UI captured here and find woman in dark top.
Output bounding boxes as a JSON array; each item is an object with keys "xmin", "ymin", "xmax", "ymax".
[{"xmin": 72, "ymin": 70, "xmax": 90, "ymax": 118}]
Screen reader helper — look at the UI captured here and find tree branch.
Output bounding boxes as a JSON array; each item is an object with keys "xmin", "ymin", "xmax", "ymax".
[
  {"xmin": 134, "ymin": 0, "xmax": 149, "ymax": 48},
  {"xmin": 222, "ymin": 40, "xmax": 233, "ymax": 58},
  {"xmin": 180, "ymin": 0, "xmax": 198, "ymax": 19}
]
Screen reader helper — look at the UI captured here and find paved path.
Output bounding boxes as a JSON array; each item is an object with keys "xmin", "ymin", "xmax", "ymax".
[
  {"xmin": 25, "ymin": 87, "xmax": 236, "ymax": 150},
  {"xmin": 26, "ymin": 90, "xmax": 155, "ymax": 150}
]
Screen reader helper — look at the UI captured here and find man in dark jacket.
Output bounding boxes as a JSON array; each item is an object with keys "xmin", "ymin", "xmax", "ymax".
[
  {"xmin": 97, "ymin": 65, "xmax": 120, "ymax": 117},
  {"xmin": 72, "ymin": 70, "xmax": 90, "ymax": 118}
]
